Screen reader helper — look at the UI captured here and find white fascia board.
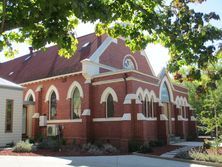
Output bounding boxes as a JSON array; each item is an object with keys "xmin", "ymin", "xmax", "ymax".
[
  {"xmin": 140, "ymin": 50, "xmax": 156, "ymax": 76},
  {"xmin": 89, "ymin": 36, "xmax": 117, "ymax": 63}
]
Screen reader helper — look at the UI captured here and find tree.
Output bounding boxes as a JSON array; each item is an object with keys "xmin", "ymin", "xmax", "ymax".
[
  {"xmin": 174, "ymin": 49, "xmax": 222, "ymax": 137},
  {"xmin": 0, "ymin": 0, "xmax": 222, "ymax": 85}
]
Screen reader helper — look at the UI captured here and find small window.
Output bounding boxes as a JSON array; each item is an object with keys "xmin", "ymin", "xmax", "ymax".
[
  {"xmin": 49, "ymin": 91, "xmax": 57, "ymax": 120},
  {"xmin": 5, "ymin": 100, "xmax": 13, "ymax": 132},
  {"xmin": 106, "ymin": 94, "xmax": 114, "ymax": 117},
  {"xmin": 71, "ymin": 88, "xmax": 81, "ymax": 119}
]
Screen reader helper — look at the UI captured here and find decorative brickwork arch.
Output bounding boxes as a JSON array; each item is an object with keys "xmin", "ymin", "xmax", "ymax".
[
  {"xmin": 67, "ymin": 81, "xmax": 84, "ymax": 99},
  {"xmin": 100, "ymin": 87, "xmax": 118, "ymax": 104},
  {"xmin": 123, "ymin": 54, "xmax": 138, "ymax": 70},
  {"xmin": 149, "ymin": 90, "xmax": 158, "ymax": 102},
  {"xmin": 24, "ymin": 89, "xmax": 35, "ymax": 102},
  {"xmin": 45, "ymin": 85, "xmax": 59, "ymax": 102},
  {"xmin": 144, "ymin": 89, "xmax": 150, "ymax": 101},
  {"xmin": 136, "ymin": 87, "xmax": 144, "ymax": 101}
]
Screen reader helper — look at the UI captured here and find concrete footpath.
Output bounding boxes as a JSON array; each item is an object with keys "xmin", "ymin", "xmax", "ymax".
[{"xmin": 0, "ymin": 155, "xmax": 211, "ymax": 167}]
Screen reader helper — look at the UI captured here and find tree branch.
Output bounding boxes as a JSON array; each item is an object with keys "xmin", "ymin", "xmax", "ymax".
[{"xmin": 1, "ymin": 0, "xmax": 6, "ymax": 34}]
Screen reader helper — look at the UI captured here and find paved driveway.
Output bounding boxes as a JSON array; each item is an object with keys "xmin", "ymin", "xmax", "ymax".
[{"xmin": 0, "ymin": 155, "xmax": 211, "ymax": 167}]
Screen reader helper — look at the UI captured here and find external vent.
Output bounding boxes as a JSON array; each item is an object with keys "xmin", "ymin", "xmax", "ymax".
[
  {"xmin": 8, "ymin": 71, "xmax": 14, "ymax": 76},
  {"xmin": 24, "ymin": 56, "xmax": 31, "ymax": 61}
]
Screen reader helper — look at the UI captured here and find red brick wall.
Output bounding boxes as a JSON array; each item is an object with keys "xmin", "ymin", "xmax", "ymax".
[{"xmin": 99, "ymin": 39, "xmax": 154, "ymax": 75}]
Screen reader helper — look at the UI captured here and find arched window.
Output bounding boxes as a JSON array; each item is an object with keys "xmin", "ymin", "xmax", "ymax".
[
  {"xmin": 144, "ymin": 96, "xmax": 149, "ymax": 117},
  {"xmin": 179, "ymin": 107, "xmax": 183, "ymax": 116},
  {"xmin": 138, "ymin": 93, "xmax": 146, "ymax": 116},
  {"xmin": 160, "ymin": 82, "xmax": 170, "ymax": 103},
  {"xmin": 71, "ymin": 88, "xmax": 81, "ymax": 119},
  {"xmin": 49, "ymin": 91, "xmax": 57, "ymax": 120},
  {"xmin": 28, "ymin": 95, "xmax": 34, "ymax": 102},
  {"xmin": 149, "ymin": 97, "xmax": 154, "ymax": 117},
  {"xmin": 106, "ymin": 94, "xmax": 114, "ymax": 117},
  {"xmin": 183, "ymin": 106, "xmax": 187, "ymax": 118}
]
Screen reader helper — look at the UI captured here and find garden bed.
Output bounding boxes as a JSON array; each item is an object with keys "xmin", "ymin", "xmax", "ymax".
[
  {"xmin": 175, "ymin": 146, "xmax": 222, "ymax": 164},
  {"xmin": 147, "ymin": 145, "xmax": 181, "ymax": 156},
  {"xmin": 0, "ymin": 147, "xmax": 126, "ymax": 157}
]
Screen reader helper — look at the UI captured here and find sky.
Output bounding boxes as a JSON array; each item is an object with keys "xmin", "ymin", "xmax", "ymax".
[{"xmin": 0, "ymin": 0, "xmax": 221, "ymax": 75}]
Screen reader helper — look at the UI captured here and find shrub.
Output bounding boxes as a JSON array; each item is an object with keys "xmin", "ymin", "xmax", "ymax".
[
  {"xmin": 38, "ymin": 137, "xmax": 59, "ymax": 150},
  {"xmin": 203, "ymin": 139, "xmax": 211, "ymax": 149},
  {"xmin": 13, "ymin": 141, "xmax": 33, "ymax": 153},
  {"xmin": 82, "ymin": 143, "xmax": 102, "ymax": 154},
  {"xmin": 28, "ymin": 138, "xmax": 35, "ymax": 144},
  {"xmin": 139, "ymin": 143, "xmax": 153, "ymax": 153},
  {"xmin": 72, "ymin": 138, "xmax": 77, "ymax": 146},
  {"xmin": 61, "ymin": 138, "xmax": 67, "ymax": 145},
  {"xmin": 128, "ymin": 140, "xmax": 141, "ymax": 152},
  {"xmin": 94, "ymin": 140, "xmax": 103, "ymax": 148},
  {"xmin": 103, "ymin": 144, "xmax": 118, "ymax": 153},
  {"xmin": 176, "ymin": 147, "xmax": 222, "ymax": 164},
  {"xmin": 82, "ymin": 143, "xmax": 118, "ymax": 154},
  {"xmin": 149, "ymin": 140, "xmax": 164, "ymax": 147}
]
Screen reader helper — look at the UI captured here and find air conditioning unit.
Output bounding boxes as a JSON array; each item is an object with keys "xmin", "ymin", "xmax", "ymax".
[{"xmin": 47, "ymin": 125, "xmax": 59, "ymax": 136}]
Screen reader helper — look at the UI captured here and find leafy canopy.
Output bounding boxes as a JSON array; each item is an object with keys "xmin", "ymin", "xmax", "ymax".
[{"xmin": 0, "ymin": 0, "xmax": 222, "ymax": 86}]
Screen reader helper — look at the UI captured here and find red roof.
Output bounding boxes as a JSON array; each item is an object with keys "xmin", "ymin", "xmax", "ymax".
[{"xmin": 0, "ymin": 33, "xmax": 106, "ymax": 84}]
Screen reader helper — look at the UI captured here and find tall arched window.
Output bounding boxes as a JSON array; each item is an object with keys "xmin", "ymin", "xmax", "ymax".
[
  {"xmin": 71, "ymin": 88, "xmax": 81, "ymax": 119},
  {"xmin": 106, "ymin": 94, "xmax": 114, "ymax": 117},
  {"xmin": 183, "ymin": 106, "xmax": 187, "ymax": 118},
  {"xmin": 160, "ymin": 82, "xmax": 170, "ymax": 103},
  {"xmin": 49, "ymin": 91, "xmax": 57, "ymax": 120},
  {"xmin": 144, "ymin": 96, "xmax": 149, "ymax": 117},
  {"xmin": 138, "ymin": 93, "xmax": 146, "ymax": 116},
  {"xmin": 149, "ymin": 97, "xmax": 154, "ymax": 117}
]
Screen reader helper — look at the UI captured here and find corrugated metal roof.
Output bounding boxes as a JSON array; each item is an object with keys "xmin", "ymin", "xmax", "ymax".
[
  {"xmin": 0, "ymin": 77, "xmax": 23, "ymax": 90},
  {"xmin": 0, "ymin": 33, "xmax": 106, "ymax": 84}
]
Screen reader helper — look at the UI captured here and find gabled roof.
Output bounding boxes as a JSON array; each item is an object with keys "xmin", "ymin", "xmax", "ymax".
[
  {"xmin": 0, "ymin": 33, "xmax": 107, "ymax": 84},
  {"xmin": 0, "ymin": 77, "xmax": 23, "ymax": 90}
]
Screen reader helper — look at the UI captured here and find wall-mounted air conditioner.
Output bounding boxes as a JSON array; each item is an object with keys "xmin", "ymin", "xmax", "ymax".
[{"xmin": 47, "ymin": 124, "xmax": 59, "ymax": 136}]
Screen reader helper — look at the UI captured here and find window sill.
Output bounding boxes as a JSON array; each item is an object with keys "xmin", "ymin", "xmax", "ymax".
[
  {"xmin": 137, "ymin": 113, "xmax": 157, "ymax": 121},
  {"xmin": 5, "ymin": 131, "xmax": 13, "ymax": 133},
  {"xmin": 47, "ymin": 119, "xmax": 82, "ymax": 123},
  {"xmin": 177, "ymin": 115, "xmax": 188, "ymax": 121},
  {"xmin": 93, "ymin": 117, "xmax": 122, "ymax": 122}
]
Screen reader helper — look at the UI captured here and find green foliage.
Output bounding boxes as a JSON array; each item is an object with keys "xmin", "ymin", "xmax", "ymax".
[
  {"xmin": 128, "ymin": 140, "xmax": 154, "ymax": 153},
  {"xmin": 176, "ymin": 146, "xmax": 222, "ymax": 163},
  {"xmin": 149, "ymin": 140, "xmax": 164, "ymax": 147},
  {"xmin": 13, "ymin": 141, "xmax": 33, "ymax": 153},
  {"xmin": 189, "ymin": 150, "xmax": 222, "ymax": 163},
  {"xmin": 38, "ymin": 137, "xmax": 59, "ymax": 150},
  {"xmin": 139, "ymin": 142, "xmax": 153, "ymax": 153},
  {"xmin": 0, "ymin": 0, "xmax": 221, "ymax": 83},
  {"xmin": 128, "ymin": 140, "xmax": 141, "ymax": 152}
]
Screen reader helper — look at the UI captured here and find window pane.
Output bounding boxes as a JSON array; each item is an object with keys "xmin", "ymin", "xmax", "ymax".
[
  {"xmin": 50, "ymin": 92, "xmax": 57, "ymax": 119},
  {"xmin": 5, "ymin": 100, "xmax": 13, "ymax": 132},
  {"xmin": 107, "ymin": 94, "xmax": 114, "ymax": 117},
  {"xmin": 161, "ymin": 82, "xmax": 170, "ymax": 102},
  {"xmin": 72, "ymin": 88, "xmax": 81, "ymax": 119}
]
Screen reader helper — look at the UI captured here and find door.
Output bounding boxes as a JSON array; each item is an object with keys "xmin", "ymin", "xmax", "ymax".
[
  {"xmin": 163, "ymin": 103, "xmax": 173, "ymax": 136},
  {"xmin": 22, "ymin": 106, "xmax": 27, "ymax": 134}
]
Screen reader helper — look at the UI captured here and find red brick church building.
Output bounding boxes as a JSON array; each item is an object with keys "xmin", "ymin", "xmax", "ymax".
[{"xmin": 0, "ymin": 33, "xmax": 197, "ymax": 149}]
